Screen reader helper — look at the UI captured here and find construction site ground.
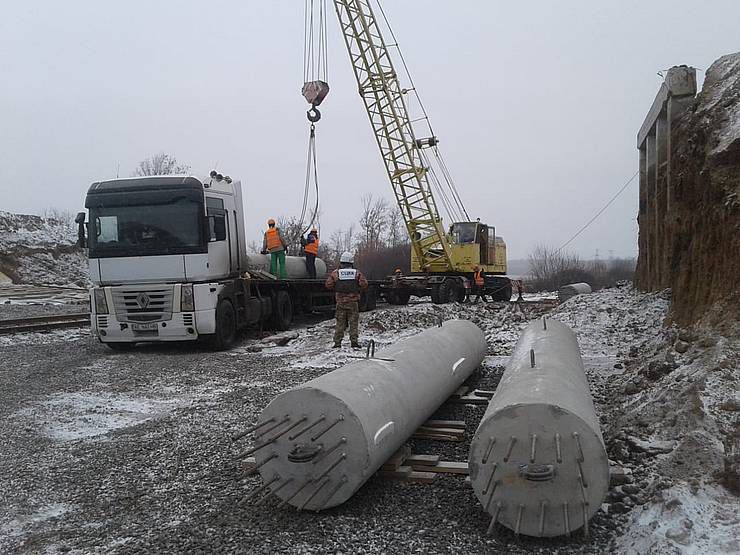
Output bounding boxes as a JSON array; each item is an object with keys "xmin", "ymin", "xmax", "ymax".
[{"xmin": 0, "ymin": 285, "xmax": 737, "ymax": 554}]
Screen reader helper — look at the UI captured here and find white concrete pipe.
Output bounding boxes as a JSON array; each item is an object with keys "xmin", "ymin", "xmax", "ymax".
[
  {"xmin": 246, "ymin": 253, "xmax": 327, "ymax": 279},
  {"xmin": 241, "ymin": 320, "xmax": 486, "ymax": 510},
  {"xmin": 468, "ymin": 318, "xmax": 608, "ymax": 538},
  {"xmin": 558, "ymin": 282, "xmax": 592, "ymax": 302}
]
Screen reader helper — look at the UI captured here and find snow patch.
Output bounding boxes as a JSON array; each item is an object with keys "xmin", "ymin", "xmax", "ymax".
[
  {"xmin": 616, "ymin": 482, "xmax": 740, "ymax": 554},
  {"xmin": 18, "ymin": 392, "xmax": 182, "ymax": 440}
]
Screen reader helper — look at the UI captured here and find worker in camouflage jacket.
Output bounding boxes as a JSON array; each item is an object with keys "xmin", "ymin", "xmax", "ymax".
[{"xmin": 324, "ymin": 251, "xmax": 368, "ymax": 348}]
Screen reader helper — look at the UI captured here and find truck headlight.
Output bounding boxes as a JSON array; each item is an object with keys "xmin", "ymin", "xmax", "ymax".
[
  {"xmin": 94, "ymin": 288, "xmax": 109, "ymax": 314},
  {"xmin": 181, "ymin": 284, "xmax": 195, "ymax": 312}
]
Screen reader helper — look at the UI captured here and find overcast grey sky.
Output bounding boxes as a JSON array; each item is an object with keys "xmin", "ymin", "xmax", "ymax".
[{"xmin": 1, "ymin": 1, "xmax": 738, "ymax": 258}]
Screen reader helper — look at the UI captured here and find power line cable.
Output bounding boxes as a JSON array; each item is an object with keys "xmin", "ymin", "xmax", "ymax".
[{"xmin": 554, "ymin": 170, "xmax": 639, "ymax": 255}]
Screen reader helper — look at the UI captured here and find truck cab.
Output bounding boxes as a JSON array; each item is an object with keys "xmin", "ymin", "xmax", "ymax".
[{"xmin": 83, "ymin": 173, "xmax": 249, "ymax": 348}]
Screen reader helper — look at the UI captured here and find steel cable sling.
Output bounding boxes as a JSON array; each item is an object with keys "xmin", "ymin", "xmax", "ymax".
[{"xmin": 299, "ymin": 0, "xmax": 330, "ymax": 236}]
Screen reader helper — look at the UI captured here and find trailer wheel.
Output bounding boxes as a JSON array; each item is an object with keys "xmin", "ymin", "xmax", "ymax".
[
  {"xmin": 386, "ymin": 289, "xmax": 410, "ymax": 305},
  {"xmin": 209, "ymin": 298, "xmax": 237, "ymax": 351},
  {"xmin": 359, "ymin": 287, "xmax": 377, "ymax": 312},
  {"xmin": 271, "ymin": 290, "xmax": 293, "ymax": 330},
  {"xmin": 431, "ymin": 283, "xmax": 442, "ymax": 304}
]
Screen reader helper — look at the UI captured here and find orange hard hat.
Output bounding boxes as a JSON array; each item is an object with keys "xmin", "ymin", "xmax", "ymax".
[{"xmin": 267, "ymin": 218, "xmax": 275, "ymax": 225}]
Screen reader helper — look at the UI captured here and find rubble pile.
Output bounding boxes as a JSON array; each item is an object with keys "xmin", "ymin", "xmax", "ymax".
[{"xmin": 0, "ymin": 211, "xmax": 87, "ymax": 287}]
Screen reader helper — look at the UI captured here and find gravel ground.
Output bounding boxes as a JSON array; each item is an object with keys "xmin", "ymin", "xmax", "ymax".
[{"xmin": 5, "ymin": 286, "xmax": 730, "ymax": 554}]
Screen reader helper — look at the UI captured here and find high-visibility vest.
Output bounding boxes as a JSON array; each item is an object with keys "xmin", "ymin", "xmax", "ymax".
[
  {"xmin": 474, "ymin": 269, "xmax": 485, "ymax": 287},
  {"xmin": 265, "ymin": 228, "xmax": 283, "ymax": 251},
  {"xmin": 305, "ymin": 237, "xmax": 319, "ymax": 255}
]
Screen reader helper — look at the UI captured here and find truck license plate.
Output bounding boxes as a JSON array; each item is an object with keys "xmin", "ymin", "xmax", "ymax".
[{"xmin": 132, "ymin": 322, "xmax": 158, "ymax": 331}]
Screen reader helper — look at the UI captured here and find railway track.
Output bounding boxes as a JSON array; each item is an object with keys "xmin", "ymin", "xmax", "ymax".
[{"xmin": 0, "ymin": 313, "xmax": 91, "ymax": 335}]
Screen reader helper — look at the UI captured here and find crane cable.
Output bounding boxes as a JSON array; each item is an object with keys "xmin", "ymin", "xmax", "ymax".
[{"xmin": 298, "ymin": 0, "xmax": 329, "ymax": 237}]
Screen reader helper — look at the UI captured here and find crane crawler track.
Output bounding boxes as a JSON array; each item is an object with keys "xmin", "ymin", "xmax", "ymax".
[{"xmin": 0, "ymin": 313, "xmax": 91, "ymax": 335}]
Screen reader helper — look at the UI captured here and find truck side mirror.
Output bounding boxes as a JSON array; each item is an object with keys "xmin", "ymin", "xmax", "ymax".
[{"xmin": 75, "ymin": 212, "xmax": 87, "ymax": 248}]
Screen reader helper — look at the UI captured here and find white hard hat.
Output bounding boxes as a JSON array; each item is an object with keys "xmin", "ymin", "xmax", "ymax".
[{"xmin": 340, "ymin": 251, "xmax": 354, "ymax": 264}]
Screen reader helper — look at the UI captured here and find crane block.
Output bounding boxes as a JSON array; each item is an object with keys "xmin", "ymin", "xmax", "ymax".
[{"xmin": 302, "ymin": 80, "xmax": 330, "ymax": 107}]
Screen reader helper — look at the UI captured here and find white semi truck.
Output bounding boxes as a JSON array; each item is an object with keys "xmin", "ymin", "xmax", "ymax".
[{"xmin": 78, "ymin": 172, "xmax": 378, "ymax": 350}]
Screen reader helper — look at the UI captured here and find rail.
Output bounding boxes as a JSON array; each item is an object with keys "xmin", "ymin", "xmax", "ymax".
[{"xmin": 0, "ymin": 313, "xmax": 91, "ymax": 335}]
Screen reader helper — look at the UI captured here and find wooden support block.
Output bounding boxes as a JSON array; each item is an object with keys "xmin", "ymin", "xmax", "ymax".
[
  {"xmin": 406, "ymin": 454, "xmax": 440, "ymax": 466},
  {"xmin": 473, "ymin": 390, "xmax": 495, "ymax": 398},
  {"xmin": 416, "ymin": 426, "xmax": 464, "ymax": 436},
  {"xmin": 244, "ymin": 457, "xmax": 257, "ymax": 472},
  {"xmin": 406, "ymin": 471, "xmax": 437, "ymax": 483},
  {"xmin": 413, "ymin": 461, "xmax": 469, "ymax": 475},
  {"xmin": 411, "ymin": 432, "xmax": 465, "ymax": 443},
  {"xmin": 378, "ymin": 465, "xmax": 413, "ymax": 479},
  {"xmin": 381, "ymin": 445, "xmax": 411, "ymax": 471},
  {"xmin": 453, "ymin": 385, "xmax": 469, "ymax": 397},
  {"xmin": 448, "ymin": 395, "xmax": 490, "ymax": 406},
  {"xmin": 423, "ymin": 419, "xmax": 466, "ymax": 430}
]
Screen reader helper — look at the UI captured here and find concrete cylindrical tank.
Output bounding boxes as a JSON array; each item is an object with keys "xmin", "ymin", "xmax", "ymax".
[
  {"xmin": 246, "ymin": 253, "xmax": 327, "ymax": 279},
  {"xmin": 557, "ymin": 282, "xmax": 592, "ymax": 302},
  {"xmin": 468, "ymin": 318, "xmax": 608, "ymax": 537},
  {"xmin": 244, "ymin": 320, "xmax": 486, "ymax": 510}
]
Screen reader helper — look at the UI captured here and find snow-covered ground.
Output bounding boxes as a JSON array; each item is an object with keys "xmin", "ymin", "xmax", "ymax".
[{"xmin": 1, "ymin": 283, "xmax": 736, "ymax": 553}]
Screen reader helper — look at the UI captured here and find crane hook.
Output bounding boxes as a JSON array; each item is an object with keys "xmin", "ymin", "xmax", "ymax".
[{"xmin": 307, "ymin": 106, "xmax": 322, "ymax": 123}]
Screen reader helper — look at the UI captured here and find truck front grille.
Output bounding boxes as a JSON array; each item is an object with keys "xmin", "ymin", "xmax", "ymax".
[{"xmin": 111, "ymin": 286, "xmax": 174, "ymax": 323}]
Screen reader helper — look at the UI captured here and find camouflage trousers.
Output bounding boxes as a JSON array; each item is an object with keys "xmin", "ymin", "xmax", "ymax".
[{"xmin": 334, "ymin": 301, "xmax": 359, "ymax": 345}]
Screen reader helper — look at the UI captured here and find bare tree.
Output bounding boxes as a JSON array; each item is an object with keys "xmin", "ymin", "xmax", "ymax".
[
  {"xmin": 384, "ymin": 206, "xmax": 408, "ymax": 248},
  {"xmin": 358, "ymin": 194, "xmax": 389, "ymax": 251},
  {"xmin": 276, "ymin": 216, "xmax": 305, "ymax": 255},
  {"xmin": 527, "ymin": 244, "xmax": 591, "ymax": 292},
  {"xmin": 327, "ymin": 225, "xmax": 356, "ymax": 263},
  {"xmin": 134, "ymin": 153, "xmax": 190, "ymax": 176}
]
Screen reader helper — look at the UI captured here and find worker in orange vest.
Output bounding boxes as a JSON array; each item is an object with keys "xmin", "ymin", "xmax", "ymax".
[
  {"xmin": 472, "ymin": 265, "xmax": 488, "ymax": 303},
  {"xmin": 304, "ymin": 228, "xmax": 319, "ymax": 278},
  {"xmin": 261, "ymin": 219, "xmax": 287, "ymax": 278}
]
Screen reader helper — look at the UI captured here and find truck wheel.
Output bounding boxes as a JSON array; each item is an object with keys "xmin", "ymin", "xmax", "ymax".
[
  {"xmin": 209, "ymin": 299, "xmax": 237, "ymax": 351},
  {"xmin": 359, "ymin": 288, "xmax": 377, "ymax": 312},
  {"xmin": 491, "ymin": 280, "xmax": 513, "ymax": 302},
  {"xmin": 271, "ymin": 290, "xmax": 293, "ymax": 331},
  {"xmin": 106, "ymin": 342, "xmax": 136, "ymax": 352},
  {"xmin": 439, "ymin": 279, "xmax": 465, "ymax": 304}
]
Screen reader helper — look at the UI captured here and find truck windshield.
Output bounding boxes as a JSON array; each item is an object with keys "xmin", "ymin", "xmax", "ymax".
[
  {"xmin": 451, "ymin": 222, "xmax": 478, "ymax": 244},
  {"xmin": 88, "ymin": 197, "xmax": 205, "ymax": 258}
]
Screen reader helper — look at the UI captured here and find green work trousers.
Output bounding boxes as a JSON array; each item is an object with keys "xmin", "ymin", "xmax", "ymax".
[
  {"xmin": 270, "ymin": 250, "xmax": 287, "ymax": 279},
  {"xmin": 334, "ymin": 301, "xmax": 359, "ymax": 345}
]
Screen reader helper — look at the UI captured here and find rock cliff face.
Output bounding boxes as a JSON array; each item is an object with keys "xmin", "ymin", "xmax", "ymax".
[{"xmin": 639, "ymin": 53, "xmax": 740, "ymax": 326}]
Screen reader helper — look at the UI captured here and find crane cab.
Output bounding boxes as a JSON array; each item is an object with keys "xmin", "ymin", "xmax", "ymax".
[{"xmin": 410, "ymin": 221, "xmax": 507, "ymax": 274}]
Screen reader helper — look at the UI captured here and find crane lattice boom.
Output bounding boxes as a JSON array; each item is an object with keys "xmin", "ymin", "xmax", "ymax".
[{"xmin": 332, "ymin": 0, "xmax": 453, "ymax": 272}]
